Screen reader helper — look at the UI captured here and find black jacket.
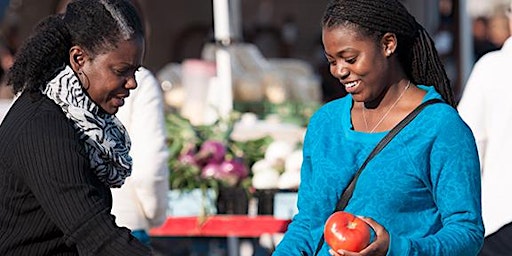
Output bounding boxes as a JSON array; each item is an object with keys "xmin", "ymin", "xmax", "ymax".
[{"xmin": 0, "ymin": 91, "xmax": 150, "ymax": 256}]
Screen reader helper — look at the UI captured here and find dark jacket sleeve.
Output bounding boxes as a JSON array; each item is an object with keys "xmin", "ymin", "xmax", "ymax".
[{"xmin": 15, "ymin": 106, "xmax": 151, "ymax": 256}]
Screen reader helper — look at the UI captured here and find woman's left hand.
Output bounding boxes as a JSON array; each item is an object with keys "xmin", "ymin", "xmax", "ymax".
[{"xmin": 328, "ymin": 216, "xmax": 390, "ymax": 256}]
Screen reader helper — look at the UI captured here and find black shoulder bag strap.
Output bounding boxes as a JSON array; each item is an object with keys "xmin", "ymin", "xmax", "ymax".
[{"xmin": 310, "ymin": 98, "xmax": 443, "ymax": 256}]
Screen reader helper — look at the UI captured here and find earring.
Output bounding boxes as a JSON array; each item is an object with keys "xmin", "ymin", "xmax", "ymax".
[{"xmin": 386, "ymin": 50, "xmax": 392, "ymax": 56}]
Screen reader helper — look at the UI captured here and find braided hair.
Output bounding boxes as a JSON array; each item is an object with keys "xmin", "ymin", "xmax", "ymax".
[
  {"xmin": 7, "ymin": 0, "xmax": 144, "ymax": 95},
  {"xmin": 322, "ymin": 0, "xmax": 455, "ymax": 107}
]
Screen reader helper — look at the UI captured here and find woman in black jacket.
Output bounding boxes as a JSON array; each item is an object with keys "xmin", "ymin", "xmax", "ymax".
[{"xmin": 0, "ymin": 0, "xmax": 150, "ymax": 255}]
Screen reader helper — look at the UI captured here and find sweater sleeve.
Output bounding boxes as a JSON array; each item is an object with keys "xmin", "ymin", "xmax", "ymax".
[
  {"xmin": 16, "ymin": 109, "xmax": 151, "ymax": 256},
  {"xmin": 387, "ymin": 112, "xmax": 484, "ymax": 255}
]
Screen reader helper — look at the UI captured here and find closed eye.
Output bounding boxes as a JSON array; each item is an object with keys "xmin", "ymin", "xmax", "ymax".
[
  {"xmin": 114, "ymin": 68, "xmax": 129, "ymax": 76},
  {"xmin": 345, "ymin": 57, "xmax": 356, "ymax": 64},
  {"xmin": 114, "ymin": 67, "xmax": 138, "ymax": 78}
]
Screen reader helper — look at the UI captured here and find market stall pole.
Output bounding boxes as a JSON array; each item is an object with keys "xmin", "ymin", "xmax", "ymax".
[{"xmin": 209, "ymin": 0, "xmax": 235, "ymax": 123}]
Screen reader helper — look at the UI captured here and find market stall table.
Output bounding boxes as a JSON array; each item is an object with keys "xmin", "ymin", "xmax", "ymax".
[{"xmin": 150, "ymin": 215, "xmax": 291, "ymax": 256}]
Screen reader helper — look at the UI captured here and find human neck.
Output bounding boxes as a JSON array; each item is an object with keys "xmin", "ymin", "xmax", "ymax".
[{"xmin": 362, "ymin": 80, "xmax": 411, "ymax": 133}]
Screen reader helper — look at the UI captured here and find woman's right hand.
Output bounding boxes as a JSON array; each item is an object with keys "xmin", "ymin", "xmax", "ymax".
[{"xmin": 328, "ymin": 216, "xmax": 389, "ymax": 256}]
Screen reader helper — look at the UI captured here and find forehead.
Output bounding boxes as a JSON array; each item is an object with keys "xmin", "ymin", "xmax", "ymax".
[
  {"xmin": 323, "ymin": 25, "xmax": 360, "ymax": 40},
  {"xmin": 322, "ymin": 25, "xmax": 375, "ymax": 53},
  {"xmin": 94, "ymin": 37, "xmax": 144, "ymax": 65}
]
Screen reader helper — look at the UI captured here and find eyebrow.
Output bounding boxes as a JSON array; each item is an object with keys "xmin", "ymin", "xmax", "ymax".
[
  {"xmin": 118, "ymin": 62, "xmax": 141, "ymax": 69},
  {"xmin": 325, "ymin": 48, "xmax": 356, "ymax": 58}
]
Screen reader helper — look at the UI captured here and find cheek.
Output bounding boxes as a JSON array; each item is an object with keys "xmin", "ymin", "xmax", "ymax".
[
  {"xmin": 88, "ymin": 75, "xmax": 121, "ymax": 97},
  {"xmin": 85, "ymin": 78, "xmax": 112, "ymax": 104},
  {"xmin": 86, "ymin": 86, "xmax": 106, "ymax": 105},
  {"xmin": 370, "ymin": 58, "xmax": 388, "ymax": 79},
  {"xmin": 358, "ymin": 54, "xmax": 385, "ymax": 78}
]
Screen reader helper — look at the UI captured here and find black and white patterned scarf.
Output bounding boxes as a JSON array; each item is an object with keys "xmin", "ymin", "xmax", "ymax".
[{"xmin": 42, "ymin": 65, "xmax": 132, "ymax": 188}]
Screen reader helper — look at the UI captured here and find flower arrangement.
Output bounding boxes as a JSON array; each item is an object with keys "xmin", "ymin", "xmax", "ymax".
[
  {"xmin": 165, "ymin": 101, "xmax": 319, "ymax": 217},
  {"xmin": 166, "ymin": 111, "xmax": 272, "ymax": 197}
]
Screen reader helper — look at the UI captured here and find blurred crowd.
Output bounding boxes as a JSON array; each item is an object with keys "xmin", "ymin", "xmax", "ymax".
[{"xmin": 471, "ymin": 5, "xmax": 510, "ymax": 62}]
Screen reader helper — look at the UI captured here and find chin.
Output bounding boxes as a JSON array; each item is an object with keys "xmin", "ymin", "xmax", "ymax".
[
  {"xmin": 350, "ymin": 94, "xmax": 365, "ymax": 103},
  {"xmin": 99, "ymin": 106, "xmax": 118, "ymax": 115},
  {"xmin": 109, "ymin": 108, "xmax": 119, "ymax": 115}
]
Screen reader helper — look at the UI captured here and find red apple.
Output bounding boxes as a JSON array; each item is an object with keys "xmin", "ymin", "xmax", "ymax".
[{"xmin": 323, "ymin": 211, "xmax": 371, "ymax": 252}]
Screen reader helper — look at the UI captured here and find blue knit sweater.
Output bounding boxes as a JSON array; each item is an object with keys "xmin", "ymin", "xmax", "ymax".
[{"xmin": 273, "ymin": 86, "xmax": 484, "ymax": 255}]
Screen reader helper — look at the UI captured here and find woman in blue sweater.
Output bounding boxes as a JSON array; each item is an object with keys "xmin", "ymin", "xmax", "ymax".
[{"xmin": 273, "ymin": 0, "xmax": 484, "ymax": 255}]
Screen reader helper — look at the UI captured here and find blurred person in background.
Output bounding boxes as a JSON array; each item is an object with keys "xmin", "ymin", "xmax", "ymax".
[
  {"xmin": 107, "ymin": 0, "xmax": 169, "ymax": 247},
  {"xmin": 0, "ymin": 38, "xmax": 14, "ymax": 90},
  {"xmin": 458, "ymin": 1, "xmax": 512, "ymax": 255},
  {"xmin": 485, "ymin": 6, "xmax": 510, "ymax": 50},
  {"xmin": 56, "ymin": 0, "xmax": 169, "ymax": 247},
  {"xmin": 0, "ymin": 8, "xmax": 19, "ymax": 122},
  {"xmin": 433, "ymin": 0, "xmax": 457, "ymax": 95},
  {"xmin": 0, "ymin": 0, "xmax": 151, "ymax": 254},
  {"xmin": 112, "ymin": 56, "xmax": 169, "ymax": 247},
  {"xmin": 112, "ymin": 61, "xmax": 169, "ymax": 248},
  {"xmin": 0, "ymin": 42, "xmax": 14, "ymax": 123},
  {"xmin": 472, "ymin": 16, "xmax": 499, "ymax": 62}
]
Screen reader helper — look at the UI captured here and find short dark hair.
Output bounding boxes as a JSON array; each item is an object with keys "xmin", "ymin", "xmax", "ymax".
[
  {"xmin": 7, "ymin": 0, "xmax": 144, "ymax": 94},
  {"xmin": 322, "ymin": 0, "xmax": 455, "ymax": 107}
]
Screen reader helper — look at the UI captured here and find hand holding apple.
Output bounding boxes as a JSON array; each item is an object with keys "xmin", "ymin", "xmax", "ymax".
[
  {"xmin": 328, "ymin": 215, "xmax": 390, "ymax": 256},
  {"xmin": 323, "ymin": 211, "xmax": 371, "ymax": 253}
]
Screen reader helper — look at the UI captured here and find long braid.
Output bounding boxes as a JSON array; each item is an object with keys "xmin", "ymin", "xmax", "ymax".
[
  {"xmin": 411, "ymin": 29, "xmax": 455, "ymax": 107},
  {"xmin": 322, "ymin": 0, "xmax": 455, "ymax": 107}
]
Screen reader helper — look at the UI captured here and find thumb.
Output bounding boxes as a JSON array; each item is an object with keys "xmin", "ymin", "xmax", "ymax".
[{"xmin": 358, "ymin": 216, "xmax": 383, "ymax": 233}]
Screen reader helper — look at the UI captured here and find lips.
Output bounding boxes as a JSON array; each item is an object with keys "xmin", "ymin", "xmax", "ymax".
[
  {"xmin": 112, "ymin": 93, "xmax": 129, "ymax": 107},
  {"xmin": 113, "ymin": 97, "xmax": 125, "ymax": 107},
  {"xmin": 342, "ymin": 80, "xmax": 361, "ymax": 93}
]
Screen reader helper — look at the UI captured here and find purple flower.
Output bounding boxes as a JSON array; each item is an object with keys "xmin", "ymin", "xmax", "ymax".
[
  {"xmin": 197, "ymin": 140, "xmax": 227, "ymax": 164},
  {"xmin": 201, "ymin": 162, "xmax": 222, "ymax": 179},
  {"xmin": 178, "ymin": 151, "xmax": 197, "ymax": 165},
  {"xmin": 219, "ymin": 159, "xmax": 249, "ymax": 180}
]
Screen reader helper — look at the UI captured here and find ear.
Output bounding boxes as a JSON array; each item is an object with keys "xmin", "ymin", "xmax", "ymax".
[
  {"xmin": 69, "ymin": 46, "xmax": 86, "ymax": 72},
  {"xmin": 381, "ymin": 32, "xmax": 398, "ymax": 57}
]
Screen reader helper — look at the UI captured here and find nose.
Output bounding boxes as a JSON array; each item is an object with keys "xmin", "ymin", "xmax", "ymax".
[
  {"xmin": 331, "ymin": 63, "xmax": 350, "ymax": 80},
  {"xmin": 126, "ymin": 75, "xmax": 137, "ymax": 90}
]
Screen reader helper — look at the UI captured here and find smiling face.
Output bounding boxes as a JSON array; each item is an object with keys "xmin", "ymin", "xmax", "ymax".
[
  {"xmin": 70, "ymin": 37, "xmax": 144, "ymax": 114},
  {"xmin": 322, "ymin": 25, "xmax": 394, "ymax": 103}
]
